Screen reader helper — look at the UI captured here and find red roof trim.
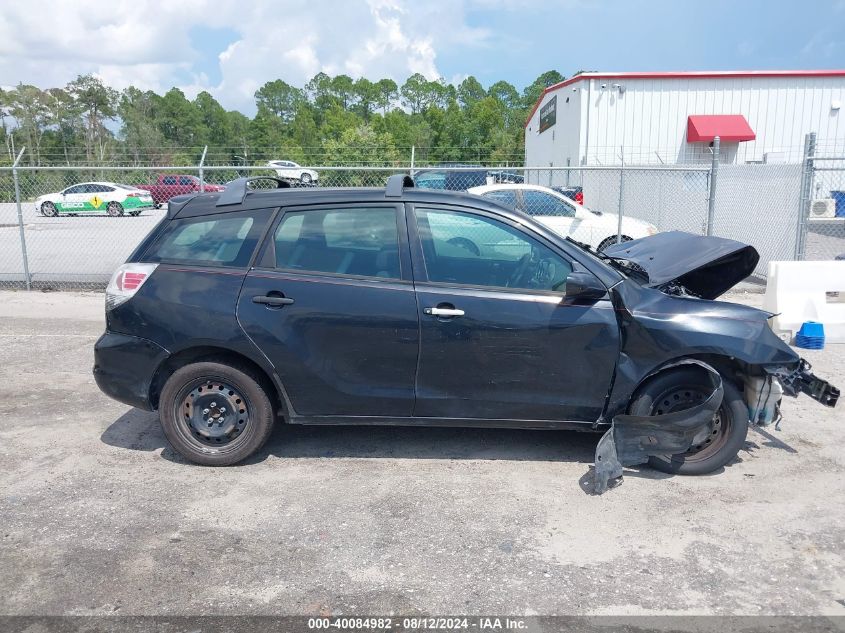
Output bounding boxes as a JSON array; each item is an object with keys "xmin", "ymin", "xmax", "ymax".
[
  {"xmin": 686, "ymin": 114, "xmax": 756, "ymax": 143},
  {"xmin": 524, "ymin": 69, "xmax": 845, "ymax": 128}
]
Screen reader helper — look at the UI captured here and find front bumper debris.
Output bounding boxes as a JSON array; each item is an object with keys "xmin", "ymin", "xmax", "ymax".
[
  {"xmin": 594, "ymin": 363, "xmax": 724, "ymax": 494},
  {"xmin": 769, "ymin": 359, "xmax": 839, "ymax": 408}
]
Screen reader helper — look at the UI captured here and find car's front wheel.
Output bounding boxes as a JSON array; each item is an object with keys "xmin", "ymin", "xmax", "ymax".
[
  {"xmin": 41, "ymin": 201, "xmax": 58, "ymax": 217},
  {"xmin": 628, "ymin": 367, "xmax": 749, "ymax": 475},
  {"xmin": 300, "ymin": 172, "xmax": 312, "ymax": 184},
  {"xmin": 159, "ymin": 361, "xmax": 276, "ymax": 466}
]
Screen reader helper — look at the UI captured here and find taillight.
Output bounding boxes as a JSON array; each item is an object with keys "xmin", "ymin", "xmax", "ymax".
[
  {"xmin": 127, "ymin": 192, "xmax": 141, "ymax": 197},
  {"xmin": 105, "ymin": 263, "xmax": 158, "ymax": 310},
  {"xmin": 575, "ymin": 191, "xmax": 584, "ymax": 204}
]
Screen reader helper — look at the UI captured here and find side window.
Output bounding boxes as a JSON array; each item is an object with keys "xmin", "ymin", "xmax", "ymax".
[
  {"xmin": 522, "ymin": 191, "xmax": 575, "ymax": 218},
  {"xmin": 162, "ymin": 176, "xmax": 178, "ymax": 185},
  {"xmin": 97, "ymin": 185, "xmax": 114, "ymax": 193},
  {"xmin": 64, "ymin": 185, "xmax": 84, "ymax": 194},
  {"xmin": 482, "ymin": 190, "xmax": 518, "ymax": 208},
  {"xmin": 416, "ymin": 208, "xmax": 572, "ymax": 293},
  {"xmin": 145, "ymin": 209, "xmax": 272, "ymax": 267},
  {"xmin": 178, "ymin": 176, "xmax": 194, "ymax": 186},
  {"xmin": 274, "ymin": 207, "xmax": 400, "ymax": 279}
]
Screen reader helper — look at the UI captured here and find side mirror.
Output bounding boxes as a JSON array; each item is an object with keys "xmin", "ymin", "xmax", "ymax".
[{"xmin": 565, "ymin": 271, "xmax": 606, "ymax": 302}]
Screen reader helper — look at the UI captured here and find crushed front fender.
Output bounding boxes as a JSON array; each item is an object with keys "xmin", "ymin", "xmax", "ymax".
[{"xmin": 594, "ymin": 362, "xmax": 724, "ymax": 494}]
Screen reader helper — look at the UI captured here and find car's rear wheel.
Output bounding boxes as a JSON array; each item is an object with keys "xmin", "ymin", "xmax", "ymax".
[
  {"xmin": 129, "ymin": 209, "xmax": 141, "ymax": 216},
  {"xmin": 41, "ymin": 202, "xmax": 58, "ymax": 217},
  {"xmin": 628, "ymin": 367, "xmax": 748, "ymax": 475},
  {"xmin": 300, "ymin": 172, "xmax": 312, "ymax": 184},
  {"xmin": 597, "ymin": 235, "xmax": 632, "ymax": 252},
  {"xmin": 107, "ymin": 201, "xmax": 124, "ymax": 217},
  {"xmin": 159, "ymin": 361, "xmax": 275, "ymax": 466}
]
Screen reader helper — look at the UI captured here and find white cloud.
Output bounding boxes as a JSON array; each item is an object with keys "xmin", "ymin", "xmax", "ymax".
[{"xmin": 0, "ymin": 0, "xmax": 494, "ymax": 113}]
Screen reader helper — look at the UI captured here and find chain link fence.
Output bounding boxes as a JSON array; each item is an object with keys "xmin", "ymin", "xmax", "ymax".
[{"xmin": 1, "ymin": 135, "xmax": 843, "ymax": 290}]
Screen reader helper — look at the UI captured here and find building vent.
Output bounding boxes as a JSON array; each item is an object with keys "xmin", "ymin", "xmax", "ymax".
[{"xmin": 810, "ymin": 199, "xmax": 836, "ymax": 219}]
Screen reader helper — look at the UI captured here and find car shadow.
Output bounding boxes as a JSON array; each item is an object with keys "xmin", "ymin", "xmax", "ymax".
[
  {"xmin": 101, "ymin": 409, "xmax": 605, "ymax": 465},
  {"xmin": 101, "ymin": 411, "xmax": 762, "ymax": 494}
]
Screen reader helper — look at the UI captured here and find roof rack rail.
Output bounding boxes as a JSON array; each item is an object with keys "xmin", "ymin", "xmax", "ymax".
[
  {"xmin": 385, "ymin": 174, "xmax": 414, "ymax": 198},
  {"xmin": 216, "ymin": 176, "xmax": 291, "ymax": 207}
]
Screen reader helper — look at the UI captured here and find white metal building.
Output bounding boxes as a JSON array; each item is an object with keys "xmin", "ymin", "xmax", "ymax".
[{"xmin": 524, "ymin": 70, "xmax": 845, "ymax": 166}]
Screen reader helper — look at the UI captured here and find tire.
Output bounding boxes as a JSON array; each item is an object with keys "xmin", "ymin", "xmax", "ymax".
[
  {"xmin": 597, "ymin": 235, "xmax": 632, "ymax": 252},
  {"xmin": 107, "ymin": 201, "xmax": 124, "ymax": 217},
  {"xmin": 129, "ymin": 209, "xmax": 141, "ymax": 217},
  {"xmin": 159, "ymin": 361, "xmax": 275, "ymax": 466},
  {"xmin": 628, "ymin": 367, "xmax": 749, "ymax": 476},
  {"xmin": 300, "ymin": 172, "xmax": 312, "ymax": 184},
  {"xmin": 41, "ymin": 201, "xmax": 58, "ymax": 217}
]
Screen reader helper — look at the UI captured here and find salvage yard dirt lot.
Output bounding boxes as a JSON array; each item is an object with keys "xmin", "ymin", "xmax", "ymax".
[{"xmin": 0, "ymin": 290, "xmax": 843, "ymax": 616}]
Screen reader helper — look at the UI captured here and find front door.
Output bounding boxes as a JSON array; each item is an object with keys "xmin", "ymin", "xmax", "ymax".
[
  {"xmin": 237, "ymin": 203, "xmax": 419, "ymax": 418},
  {"xmin": 409, "ymin": 204, "xmax": 619, "ymax": 422}
]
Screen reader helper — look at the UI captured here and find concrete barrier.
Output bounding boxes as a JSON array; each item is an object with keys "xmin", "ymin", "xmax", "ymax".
[{"xmin": 763, "ymin": 260, "xmax": 845, "ymax": 343}]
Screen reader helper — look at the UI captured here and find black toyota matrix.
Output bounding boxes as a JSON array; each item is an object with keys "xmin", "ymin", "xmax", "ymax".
[{"xmin": 94, "ymin": 175, "xmax": 838, "ymax": 491}]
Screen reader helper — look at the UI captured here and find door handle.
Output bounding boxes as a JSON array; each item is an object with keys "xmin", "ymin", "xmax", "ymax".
[
  {"xmin": 252, "ymin": 295, "xmax": 294, "ymax": 307},
  {"xmin": 424, "ymin": 307, "xmax": 465, "ymax": 317}
]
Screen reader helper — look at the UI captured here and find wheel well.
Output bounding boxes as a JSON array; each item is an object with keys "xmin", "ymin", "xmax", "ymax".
[
  {"xmin": 598, "ymin": 235, "xmax": 632, "ymax": 250},
  {"xmin": 632, "ymin": 354, "xmax": 749, "ymax": 402},
  {"xmin": 149, "ymin": 346, "xmax": 282, "ymax": 412}
]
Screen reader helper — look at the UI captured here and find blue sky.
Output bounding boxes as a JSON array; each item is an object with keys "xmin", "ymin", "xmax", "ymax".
[{"xmin": 1, "ymin": 0, "xmax": 843, "ymax": 113}]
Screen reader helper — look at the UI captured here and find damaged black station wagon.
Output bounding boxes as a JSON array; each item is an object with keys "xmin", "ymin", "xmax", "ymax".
[{"xmin": 94, "ymin": 175, "xmax": 838, "ymax": 490}]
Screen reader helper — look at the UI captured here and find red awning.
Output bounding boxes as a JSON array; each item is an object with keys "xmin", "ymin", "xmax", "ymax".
[{"xmin": 687, "ymin": 115, "xmax": 756, "ymax": 143}]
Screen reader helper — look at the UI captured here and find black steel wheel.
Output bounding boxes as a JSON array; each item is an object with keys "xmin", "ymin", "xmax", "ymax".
[
  {"xmin": 628, "ymin": 366, "xmax": 748, "ymax": 475},
  {"xmin": 159, "ymin": 361, "xmax": 275, "ymax": 466}
]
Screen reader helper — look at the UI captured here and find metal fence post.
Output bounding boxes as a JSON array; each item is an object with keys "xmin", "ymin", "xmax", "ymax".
[
  {"xmin": 410, "ymin": 145, "xmax": 415, "ymax": 176},
  {"xmin": 198, "ymin": 145, "xmax": 208, "ymax": 192},
  {"xmin": 706, "ymin": 136, "xmax": 720, "ymax": 236},
  {"xmin": 12, "ymin": 147, "xmax": 31, "ymax": 290},
  {"xmin": 794, "ymin": 132, "xmax": 816, "ymax": 260},
  {"xmin": 616, "ymin": 147, "xmax": 624, "ymax": 243}
]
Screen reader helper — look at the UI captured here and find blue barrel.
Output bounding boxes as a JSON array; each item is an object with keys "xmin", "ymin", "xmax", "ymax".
[{"xmin": 832, "ymin": 191, "xmax": 845, "ymax": 217}]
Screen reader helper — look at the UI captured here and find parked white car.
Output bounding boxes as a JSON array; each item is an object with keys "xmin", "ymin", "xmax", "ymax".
[
  {"xmin": 468, "ymin": 183, "xmax": 657, "ymax": 251},
  {"xmin": 267, "ymin": 160, "xmax": 319, "ymax": 184}
]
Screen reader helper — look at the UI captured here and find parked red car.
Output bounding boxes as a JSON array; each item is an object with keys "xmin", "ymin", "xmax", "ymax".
[{"xmin": 136, "ymin": 175, "xmax": 225, "ymax": 206}]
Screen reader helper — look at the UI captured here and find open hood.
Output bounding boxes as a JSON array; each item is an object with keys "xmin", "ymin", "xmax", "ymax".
[{"xmin": 602, "ymin": 231, "xmax": 760, "ymax": 300}]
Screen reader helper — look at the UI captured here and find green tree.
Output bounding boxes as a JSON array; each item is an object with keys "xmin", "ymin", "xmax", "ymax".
[
  {"xmin": 254, "ymin": 80, "xmax": 303, "ymax": 123},
  {"xmin": 457, "ymin": 76, "xmax": 486, "ymax": 109},
  {"xmin": 522, "ymin": 70, "xmax": 564, "ymax": 108},
  {"xmin": 156, "ymin": 87, "xmax": 203, "ymax": 147},
  {"xmin": 400, "ymin": 73, "xmax": 431, "ymax": 114},
  {"xmin": 374, "ymin": 78, "xmax": 398, "ymax": 114},
  {"xmin": 5, "ymin": 84, "xmax": 51, "ymax": 164},
  {"xmin": 119, "ymin": 87, "xmax": 166, "ymax": 164},
  {"xmin": 66, "ymin": 74, "xmax": 119, "ymax": 162},
  {"xmin": 353, "ymin": 77, "xmax": 378, "ymax": 120}
]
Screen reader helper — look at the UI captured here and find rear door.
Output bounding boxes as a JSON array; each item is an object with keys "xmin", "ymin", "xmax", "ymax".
[
  {"xmin": 237, "ymin": 203, "xmax": 419, "ymax": 418},
  {"xmin": 408, "ymin": 204, "xmax": 619, "ymax": 422}
]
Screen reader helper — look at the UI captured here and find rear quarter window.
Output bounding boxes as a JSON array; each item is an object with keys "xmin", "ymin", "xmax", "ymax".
[{"xmin": 144, "ymin": 208, "xmax": 273, "ymax": 267}]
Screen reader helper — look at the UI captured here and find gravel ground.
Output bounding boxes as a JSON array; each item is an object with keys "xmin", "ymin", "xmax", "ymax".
[{"xmin": 0, "ymin": 289, "xmax": 843, "ymax": 616}]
